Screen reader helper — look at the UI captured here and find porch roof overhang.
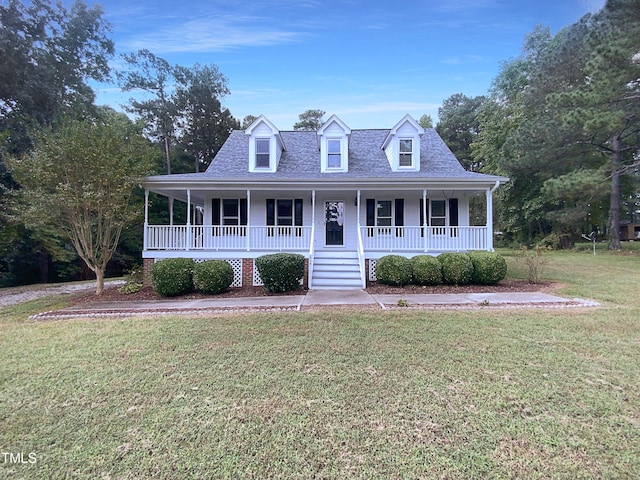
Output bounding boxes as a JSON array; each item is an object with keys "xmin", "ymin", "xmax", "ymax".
[{"xmin": 143, "ymin": 175, "xmax": 509, "ymax": 204}]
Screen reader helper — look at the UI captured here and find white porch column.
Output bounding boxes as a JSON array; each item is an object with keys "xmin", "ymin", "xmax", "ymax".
[
  {"xmin": 311, "ymin": 190, "xmax": 316, "ymax": 228},
  {"xmin": 169, "ymin": 197, "xmax": 174, "ymax": 225},
  {"xmin": 186, "ymin": 189, "xmax": 191, "ymax": 251},
  {"xmin": 423, "ymin": 189, "xmax": 428, "ymax": 252},
  {"xmin": 486, "ymin": 182, "xmax": 498, "ymax": 251},
  {"xmin": 246, "ymin": 189, "xmax": 251, "ymax": 251},
  {"xmin": 144, "ymin": 190, "xmax": 149, "ymax": 250},
  {"xmin": 357, "ymin": 190, "xmax": 361, "ymax": 226}
]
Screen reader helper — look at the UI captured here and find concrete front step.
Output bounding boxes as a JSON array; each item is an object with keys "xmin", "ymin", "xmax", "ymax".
[{"xmin": 311, "ymin": 251, "xmax": 363, "ymax": 289}]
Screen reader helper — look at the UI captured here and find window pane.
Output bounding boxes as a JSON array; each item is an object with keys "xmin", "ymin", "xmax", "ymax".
[
  {"xmin": 256, "ymin": 138, "xmax": 270, "ymax": 168},
  {"xmin": 222, "ymin": 199, "xmax": 238, "ymax": 217},
  {"xmin": 399, "ymin": 139, "xmax": 412, "ymax": 152},
  {"xmin": 277, "ymin": 199, "xmax": 293, "ymax": 225},
  {"xmin": 377, "ymin": 218, "xmax": 392, "ymax": 227},
  {"xmin": 256, "ymin": 139, "xmax": 270, "ymax": 153},
  {"xmin": 431, "ymin": 200, "xmax": 446, "ymax": 217},
  {"xmin": 377, "ymin": 201, "xmax": 392, "ymax": 217},
  {"xmin": 328, "ymin": 154, "xmax": 341, "ymax": 168},
  {"xmin": 328, "ymin": 139, "xmax": 341, "ymax": 153}
]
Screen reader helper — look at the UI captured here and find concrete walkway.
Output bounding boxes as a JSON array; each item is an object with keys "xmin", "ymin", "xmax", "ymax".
[{"xmin": 30, "ymin": 289, "xmax": 599, "ymax": 319}]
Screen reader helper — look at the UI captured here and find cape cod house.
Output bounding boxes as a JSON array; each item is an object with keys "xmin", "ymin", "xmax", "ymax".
[{"xmin": 141, "ymin": 114, "xmax": 508, "ymax": 289}]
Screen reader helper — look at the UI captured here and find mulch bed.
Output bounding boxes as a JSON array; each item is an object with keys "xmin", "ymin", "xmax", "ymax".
[{"xmin": 71, "ymin": 279, "xmax": 553, "ymax": 305}]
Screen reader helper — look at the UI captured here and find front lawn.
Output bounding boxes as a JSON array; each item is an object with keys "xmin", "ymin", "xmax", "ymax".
[{"xmin": 1, "ymin": 247, "xmax": 639, "ymax": 478}]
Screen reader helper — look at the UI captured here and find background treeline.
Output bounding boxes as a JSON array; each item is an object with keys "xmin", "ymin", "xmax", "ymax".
[{"xmin": 1, "ymin": 0, "xmax": 638, "ymax": 287}]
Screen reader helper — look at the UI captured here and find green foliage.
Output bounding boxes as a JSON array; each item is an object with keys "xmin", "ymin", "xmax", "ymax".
[
  {"xmin": 150, "ymin": 258, "xmax": 195, "ymax": 297},
  {"xmin": 438, "ymin": 253, "xmax": 473, "ymax": 285},
  {"xmin": 293, "ymin": 109, "xmax": 325, "ymax": 131},
  {"xmin": 192, "ymin": 260, "xmax": 234, "ymax": 295},
  {"xmin": 256, "ymin": 253, "xmax": 305, "ymax": 293},
  {"xmin": 517, "ymin": 245, "xmax": 549, "ymax": 284},
  {"xmin": 6, "ymin": 112, "xmax": 154, "ymax": 294},
  {"xmin": 468, "ymin": 251, "xmax": 507, "ymax": 285},
  {"xmin": 117, "ymin": 282, "xmax": 143, "ymax": 294},
  {"xmin": 375, "ymin": 255, "xmax": 413, "ymax": 286},
  {"xmin": 410, "ymin": 255, "xmax": 443, "ymax": 286}
]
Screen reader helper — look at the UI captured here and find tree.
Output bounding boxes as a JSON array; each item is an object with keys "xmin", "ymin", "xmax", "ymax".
[
  {"xmin": 293, "ymin": 109, "xmax": 325, "ymax": 130},
  {"xmin": 1, "ymin": 0, "xmax": 114, "ymax": 285},
  {"xmin": 436, "ymin": 94, "xmax": 485, "ymax": 172},
  {"xmin": 6, "ymin": 110, "xmax": 154, "ymax": 295},
  {"xmin": 242, "ymin": 115, "xmax": 258, "ymax": 129},
  {"xmin": 174, "ymin": 63, "xmax": 238, "ymax": 172},
  {"xmin": 0, "ymin": 0, "xmax": 113, "ymax": 152},
  {"xmin": 418, "ymin": 114, "xmax": 433, "ymax": 129},
  {"xmin": 118, "ymin": 49, "xmax": 177, "ymax": 174},
  {"xmin": 544, "ymin": 0, "xmax": 640, "ymax": 249}
]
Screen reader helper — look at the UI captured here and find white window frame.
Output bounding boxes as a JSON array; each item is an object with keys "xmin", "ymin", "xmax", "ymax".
[
  {"xmin": 376, "ymin": 199, "xmax": 393, "ymax": 235},
  {"xmin": 430, "ymin": 199, "xmax": 448, "ymax": 234},
  {"xmin": 255, "ymin": 138, "xmax": 271, "ymax": 169},
  {"xmin": 398, "ymin": 138, "xmax": 414, "ymax": 168},
  {"xmin": 327, "ymin": 138, "xmax": 342, "ymax": 169}
]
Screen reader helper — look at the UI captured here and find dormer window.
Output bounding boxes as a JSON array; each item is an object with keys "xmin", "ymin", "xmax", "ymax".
[
  {"xmin": 255, "ymin": 138, "xmax": 271, "ymax": 168},
  {"xmin": 399, "ymin": 139, "xmax": 413, "ymax": 167},
  {"xmin": 327, "ymin": 139, "xmax": 342, "ymax": 168},
  {"xmin": 245, "ymin": 115, "xmax": 284, "ymax": 173},
  {"xmin": 318, "ymin": 115, "xmax": 351, "ymax": 173},
  {"xmin": 382, "ymin": 115, "xmax": 424, "ymax": 172}
]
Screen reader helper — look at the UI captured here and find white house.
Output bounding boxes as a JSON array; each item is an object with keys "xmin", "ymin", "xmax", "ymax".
[{"xmin": 141, "ymin": 114, "xmax": 508, "ymax": 289}]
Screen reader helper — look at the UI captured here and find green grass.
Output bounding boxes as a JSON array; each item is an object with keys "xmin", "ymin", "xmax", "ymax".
[{"xmin": 1, "ymin": 249, "xmax": 639, "ymax": 479}]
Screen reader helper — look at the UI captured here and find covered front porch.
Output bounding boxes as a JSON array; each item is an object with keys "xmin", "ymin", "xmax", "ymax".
[{"xmin": 142, "ymin": 185, "xmax": 499, "ymax": 256}]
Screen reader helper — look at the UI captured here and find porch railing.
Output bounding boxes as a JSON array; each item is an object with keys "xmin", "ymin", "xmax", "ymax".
[
  {"xmin": 145, "ymin": 225, "xmax": 312, "ymax": 251},
  {"xmin": 145, "ymin": 225, "xmax": 489, "ymax": 253},
  {"xmin": 360, "ymin": 226, "xmax": 488, "ymax": 251}
]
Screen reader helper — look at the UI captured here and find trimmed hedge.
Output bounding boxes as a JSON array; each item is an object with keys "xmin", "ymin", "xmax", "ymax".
[
  {"xmin": 193, "ymin": 260, "xmax": 234, "ymax": 294},
  {"xmin": 410, "ymin": 255, "xmax": 443, "ymax": 286},
  {"xmin": 256, "ymin": 253, "xmax": 305, "ymax": 293},
  {"xmin": 151, "ymin": 258, "xmax": 195, "ymax": 297},
  {"xmin": 438, "ymin": 253, "xmax": 473, "ymax": 285},
  {"xmin": 468, "ymin": 251, "xmax": 507, "ymax": 285},
  {"xmin": 376, "ymin": 255, "xmax": 413, "ymax": 286}
]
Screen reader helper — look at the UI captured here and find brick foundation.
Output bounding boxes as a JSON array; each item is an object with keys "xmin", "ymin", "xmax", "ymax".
[
  {"xmin": 242, "ymin": 258, "xmax": 253, "ymax": 287},
  {"xmin": 142, "ymin": 258, "xmax": 154, "ymax": 287}
]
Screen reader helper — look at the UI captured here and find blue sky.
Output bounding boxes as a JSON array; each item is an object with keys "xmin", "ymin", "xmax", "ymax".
[{"xmin": 90, "ymin": 0, "xmax": 606, "ymax": 130}]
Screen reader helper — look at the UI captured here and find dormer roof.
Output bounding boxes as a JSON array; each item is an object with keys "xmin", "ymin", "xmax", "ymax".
[
  {"xmin": 317, "ymin": 114, "xmax": 351, "ymax": 138},
  {"xmin": 245, "ymin": 114, "xmax": 285, "ymax": 149},
  {"xmin": 381, "ymin": 114, "xmax": 424, "ymax": 149}
]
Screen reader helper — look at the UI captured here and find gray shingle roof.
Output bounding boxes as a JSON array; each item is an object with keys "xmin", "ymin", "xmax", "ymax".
[{"xmin": 145, "ymin": 128, "xmax": 505, "ymax": 184}]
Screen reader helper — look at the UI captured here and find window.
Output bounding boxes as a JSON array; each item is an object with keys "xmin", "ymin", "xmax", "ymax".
[
  {"xmin": 212, "ymin": 198, "xmax": 247, "ymax": 236},
  {"xmin": 399, "ymin": 138, "xmax": 413, "ymax": 167},
  {"xmin": 430, "ymin": 200, "xmax": 446, "ymax": 234},
  {"xmin": 255, "ymin": 138, "xmax": 270, "ymax": 168},
  {"xmin": 266, "ymin": 198, "xmax": 304, "ymax": 236},
  {"xmin": 222, "ymin": 199, "xmax": 240, "ymax": 225},
  {"xmin": 327, "ymin": 139, "xmax": 341, "ymax": 168},
  {"xmin": 276, "ymin": 199, "xmax": 293, "ymax": 226}
]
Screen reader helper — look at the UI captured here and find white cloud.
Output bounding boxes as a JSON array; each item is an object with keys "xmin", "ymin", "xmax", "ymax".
[{"xmin": 122, "ymin": 14, "xmax": 306, "ymax": 53}]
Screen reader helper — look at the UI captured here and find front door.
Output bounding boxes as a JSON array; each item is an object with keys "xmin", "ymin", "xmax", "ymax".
[{"xmin": 325, "ymin": 201, "xmax": 344, "ymax": 246}]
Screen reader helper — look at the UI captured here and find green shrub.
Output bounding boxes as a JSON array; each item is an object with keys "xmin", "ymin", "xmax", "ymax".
[
  {"xmin": 438, "ymin": 253, "xmax": 473, "ymax": 285},
  {"xmin": 256, "ymin": 253, "xmax": 305, "ymax": 293},
  {"xmin": 193, "ymin": 260, "xmax": 234, "ymax": 294},
  {"xmin": 375, "ymin": 255, "xmax": 412, "ymax": 286},
  {"xmin": 150, "ymin": 258, "xmax": 195, "ymax": 297},
  {"xmin": 410, "ymin": 255, "xmax": 443, "ymax": 285},
  {"xmin": 117, "ymin": 282, "xmax": 143, "ymax": 295},
  {"xmin": 468, "ymin": 251, "xmax": 507, "ymax": 285}
]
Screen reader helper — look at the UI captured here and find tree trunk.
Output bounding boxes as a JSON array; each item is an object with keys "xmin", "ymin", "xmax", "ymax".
[
  {"xmin": 609, "ymin": 132, "xmax": 622, "ymax": 250},
  {"xmin": 95, "ymin": 268, "xmax": 105, "ymax": 296}
]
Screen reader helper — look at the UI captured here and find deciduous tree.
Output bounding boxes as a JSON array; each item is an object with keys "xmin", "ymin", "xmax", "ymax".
[{"xmin": 6, "ymin": 110, "xmax": 154, "ymax": 295}]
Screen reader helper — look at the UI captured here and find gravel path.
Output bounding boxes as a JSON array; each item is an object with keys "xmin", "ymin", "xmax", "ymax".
[{"xmin": 0, "ymin": 281, "xmax": 124, "ymax": 308}]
